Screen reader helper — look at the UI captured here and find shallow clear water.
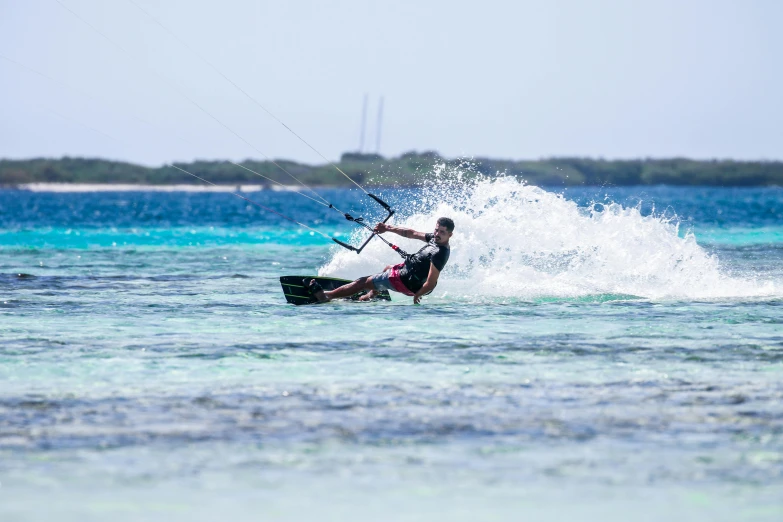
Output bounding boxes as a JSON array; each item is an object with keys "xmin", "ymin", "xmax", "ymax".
[{"xmin": 1, "ymin": 182, "xmax": 782, "ymax": 521}]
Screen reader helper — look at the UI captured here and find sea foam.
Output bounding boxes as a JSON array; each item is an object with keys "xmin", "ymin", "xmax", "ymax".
[{"xmin": 320, "ymin": 167, "xmax": 778, "ymax": 300}]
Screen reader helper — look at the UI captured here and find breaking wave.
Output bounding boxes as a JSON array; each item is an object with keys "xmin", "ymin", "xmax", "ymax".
[{"xmin": 320, "ymin": 167, "xmax": 778, "ymax": 300}]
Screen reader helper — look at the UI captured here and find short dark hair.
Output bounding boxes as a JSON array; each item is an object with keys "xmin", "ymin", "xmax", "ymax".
[{"xmin": 437, "ymin": 217, "xmax": 455, "ymax": 232}]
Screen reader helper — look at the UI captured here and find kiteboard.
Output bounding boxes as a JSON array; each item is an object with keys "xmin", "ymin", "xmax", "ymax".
[{"xmin": 280, "ymin": 275, "xmax": 392, "ymax": 305}]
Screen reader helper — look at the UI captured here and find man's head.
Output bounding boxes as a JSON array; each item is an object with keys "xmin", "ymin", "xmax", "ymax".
[{"xmin": 433, "ymin": 217, "xmax": 454, "ymax": 245}]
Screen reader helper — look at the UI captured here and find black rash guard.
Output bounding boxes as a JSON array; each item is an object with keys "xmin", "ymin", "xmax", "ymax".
[{"xmin": 398, "ymin": 233, "xmax": 450, "ymax": 293}]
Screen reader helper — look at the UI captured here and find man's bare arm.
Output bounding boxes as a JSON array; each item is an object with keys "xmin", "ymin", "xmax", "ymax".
[
  {"xmin": 374, "ymin": 223, "xmax": 428, "ymax": 242},
  {"xmin": 413, "ymin": 262, "xmax": 440, "ymax": 304}
]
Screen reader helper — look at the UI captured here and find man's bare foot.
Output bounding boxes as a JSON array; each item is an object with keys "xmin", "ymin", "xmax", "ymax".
[
  {"xmin": 306, "ymin": 279, "xmax": 328, "ymax": 303},
  {"xmin": 358, "ymin": 290, "xmax": 378, "ymax": 301}
]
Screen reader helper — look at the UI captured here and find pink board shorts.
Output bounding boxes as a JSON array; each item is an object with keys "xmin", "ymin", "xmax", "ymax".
[{"xmin": 371, "ymin": 262, "xmax": 415, "ymax": 296}]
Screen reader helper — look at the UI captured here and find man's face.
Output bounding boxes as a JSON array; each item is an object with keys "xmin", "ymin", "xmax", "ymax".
[{"xmin": 432, "ymin": 224, "xmax": 452, "ymax": 245}]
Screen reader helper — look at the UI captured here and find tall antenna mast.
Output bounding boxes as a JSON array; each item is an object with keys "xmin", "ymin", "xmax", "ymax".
[
  {"xmin": 358, "ymin": 93, "xmax": 368, "ymax": 152},
  {"xmin": 375, "ymin": 96, "xmax": 384, "ymax": 154}
]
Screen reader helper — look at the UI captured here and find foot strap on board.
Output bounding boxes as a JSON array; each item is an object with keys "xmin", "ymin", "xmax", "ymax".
[{"xmin": 305, "ymin": 278, "xmax": 323, "ymax": 295}]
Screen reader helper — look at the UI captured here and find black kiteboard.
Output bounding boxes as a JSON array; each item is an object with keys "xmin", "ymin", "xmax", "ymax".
[{"xmin": 280, "ymin": 275, "xmax": 392, "ymax": 306}]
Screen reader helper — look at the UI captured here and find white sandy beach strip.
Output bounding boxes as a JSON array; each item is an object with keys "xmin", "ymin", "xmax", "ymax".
[{"xmin": 12, "ymin": 183, "xmax": 306, "ymax": 193}]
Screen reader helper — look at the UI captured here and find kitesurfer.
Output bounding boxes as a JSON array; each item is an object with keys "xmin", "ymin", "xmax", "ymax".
[{"xmin": 307, "ymin": 217, "xmax": 454, "ymax": 304}]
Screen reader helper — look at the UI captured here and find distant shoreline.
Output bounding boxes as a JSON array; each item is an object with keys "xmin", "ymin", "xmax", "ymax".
[
  {"xmin": 3, "ymin": 183, "xmax": 307, "ymax": 193},
  {"xmin": 2, "ymin": 152, "xmax": 782, "ymax": 187}
]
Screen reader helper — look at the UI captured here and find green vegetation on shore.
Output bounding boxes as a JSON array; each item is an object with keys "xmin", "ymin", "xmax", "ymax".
[{"xmin": 1, "ymin": 152, "xmax": 782, "ymax": 187}]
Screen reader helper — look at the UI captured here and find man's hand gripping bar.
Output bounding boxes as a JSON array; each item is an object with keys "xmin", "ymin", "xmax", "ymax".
[{"xmin": 331, "ymin": 194, "xmax": 409, "ymax": 259}]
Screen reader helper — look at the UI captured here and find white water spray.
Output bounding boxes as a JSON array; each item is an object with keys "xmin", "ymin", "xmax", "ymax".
[{"xmin": 321, "ymin": 167, "xmax": 777, "ymax": 300}]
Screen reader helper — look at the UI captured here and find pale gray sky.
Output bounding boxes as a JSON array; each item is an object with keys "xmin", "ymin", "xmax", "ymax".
[{"xmin": 1, "ymin": 0, "xmax": 781, "ymax": 165}]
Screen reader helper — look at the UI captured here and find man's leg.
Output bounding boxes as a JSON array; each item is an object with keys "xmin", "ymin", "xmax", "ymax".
[
  {"xmin": 358, "ymin": 265, "xmax": 394, "ymax": 301},
  {"xmin": 358, "ymin": 289, "xmax": 377, "ymax": 301},
  {"xmin": 309, "ymin": 276, "xmax": 375, "ymax": 302},
  {"xmin": 327, "ymin": 276, "xmax": 375, "ymax": 300}
]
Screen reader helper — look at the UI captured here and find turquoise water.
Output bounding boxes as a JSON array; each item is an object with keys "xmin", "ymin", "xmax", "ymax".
[{"xmin": 1, "ymin": 180, "xmax": 782, "ymax": 521}]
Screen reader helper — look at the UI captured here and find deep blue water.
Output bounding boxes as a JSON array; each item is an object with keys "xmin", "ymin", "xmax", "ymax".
[{"xmin": 1, "ymin": 185, "xmax": 780, "ymax": 230}]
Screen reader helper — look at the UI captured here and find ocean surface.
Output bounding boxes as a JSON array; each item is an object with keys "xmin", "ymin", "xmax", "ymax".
[{"xmin": 1, "ymin": 177, "xmax": 781, "ymax": 521}]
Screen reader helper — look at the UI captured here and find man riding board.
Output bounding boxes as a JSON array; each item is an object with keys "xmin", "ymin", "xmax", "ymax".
[{"xmin": 307, "ymin": 217, "xmax": 454, "ymax": 304}]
